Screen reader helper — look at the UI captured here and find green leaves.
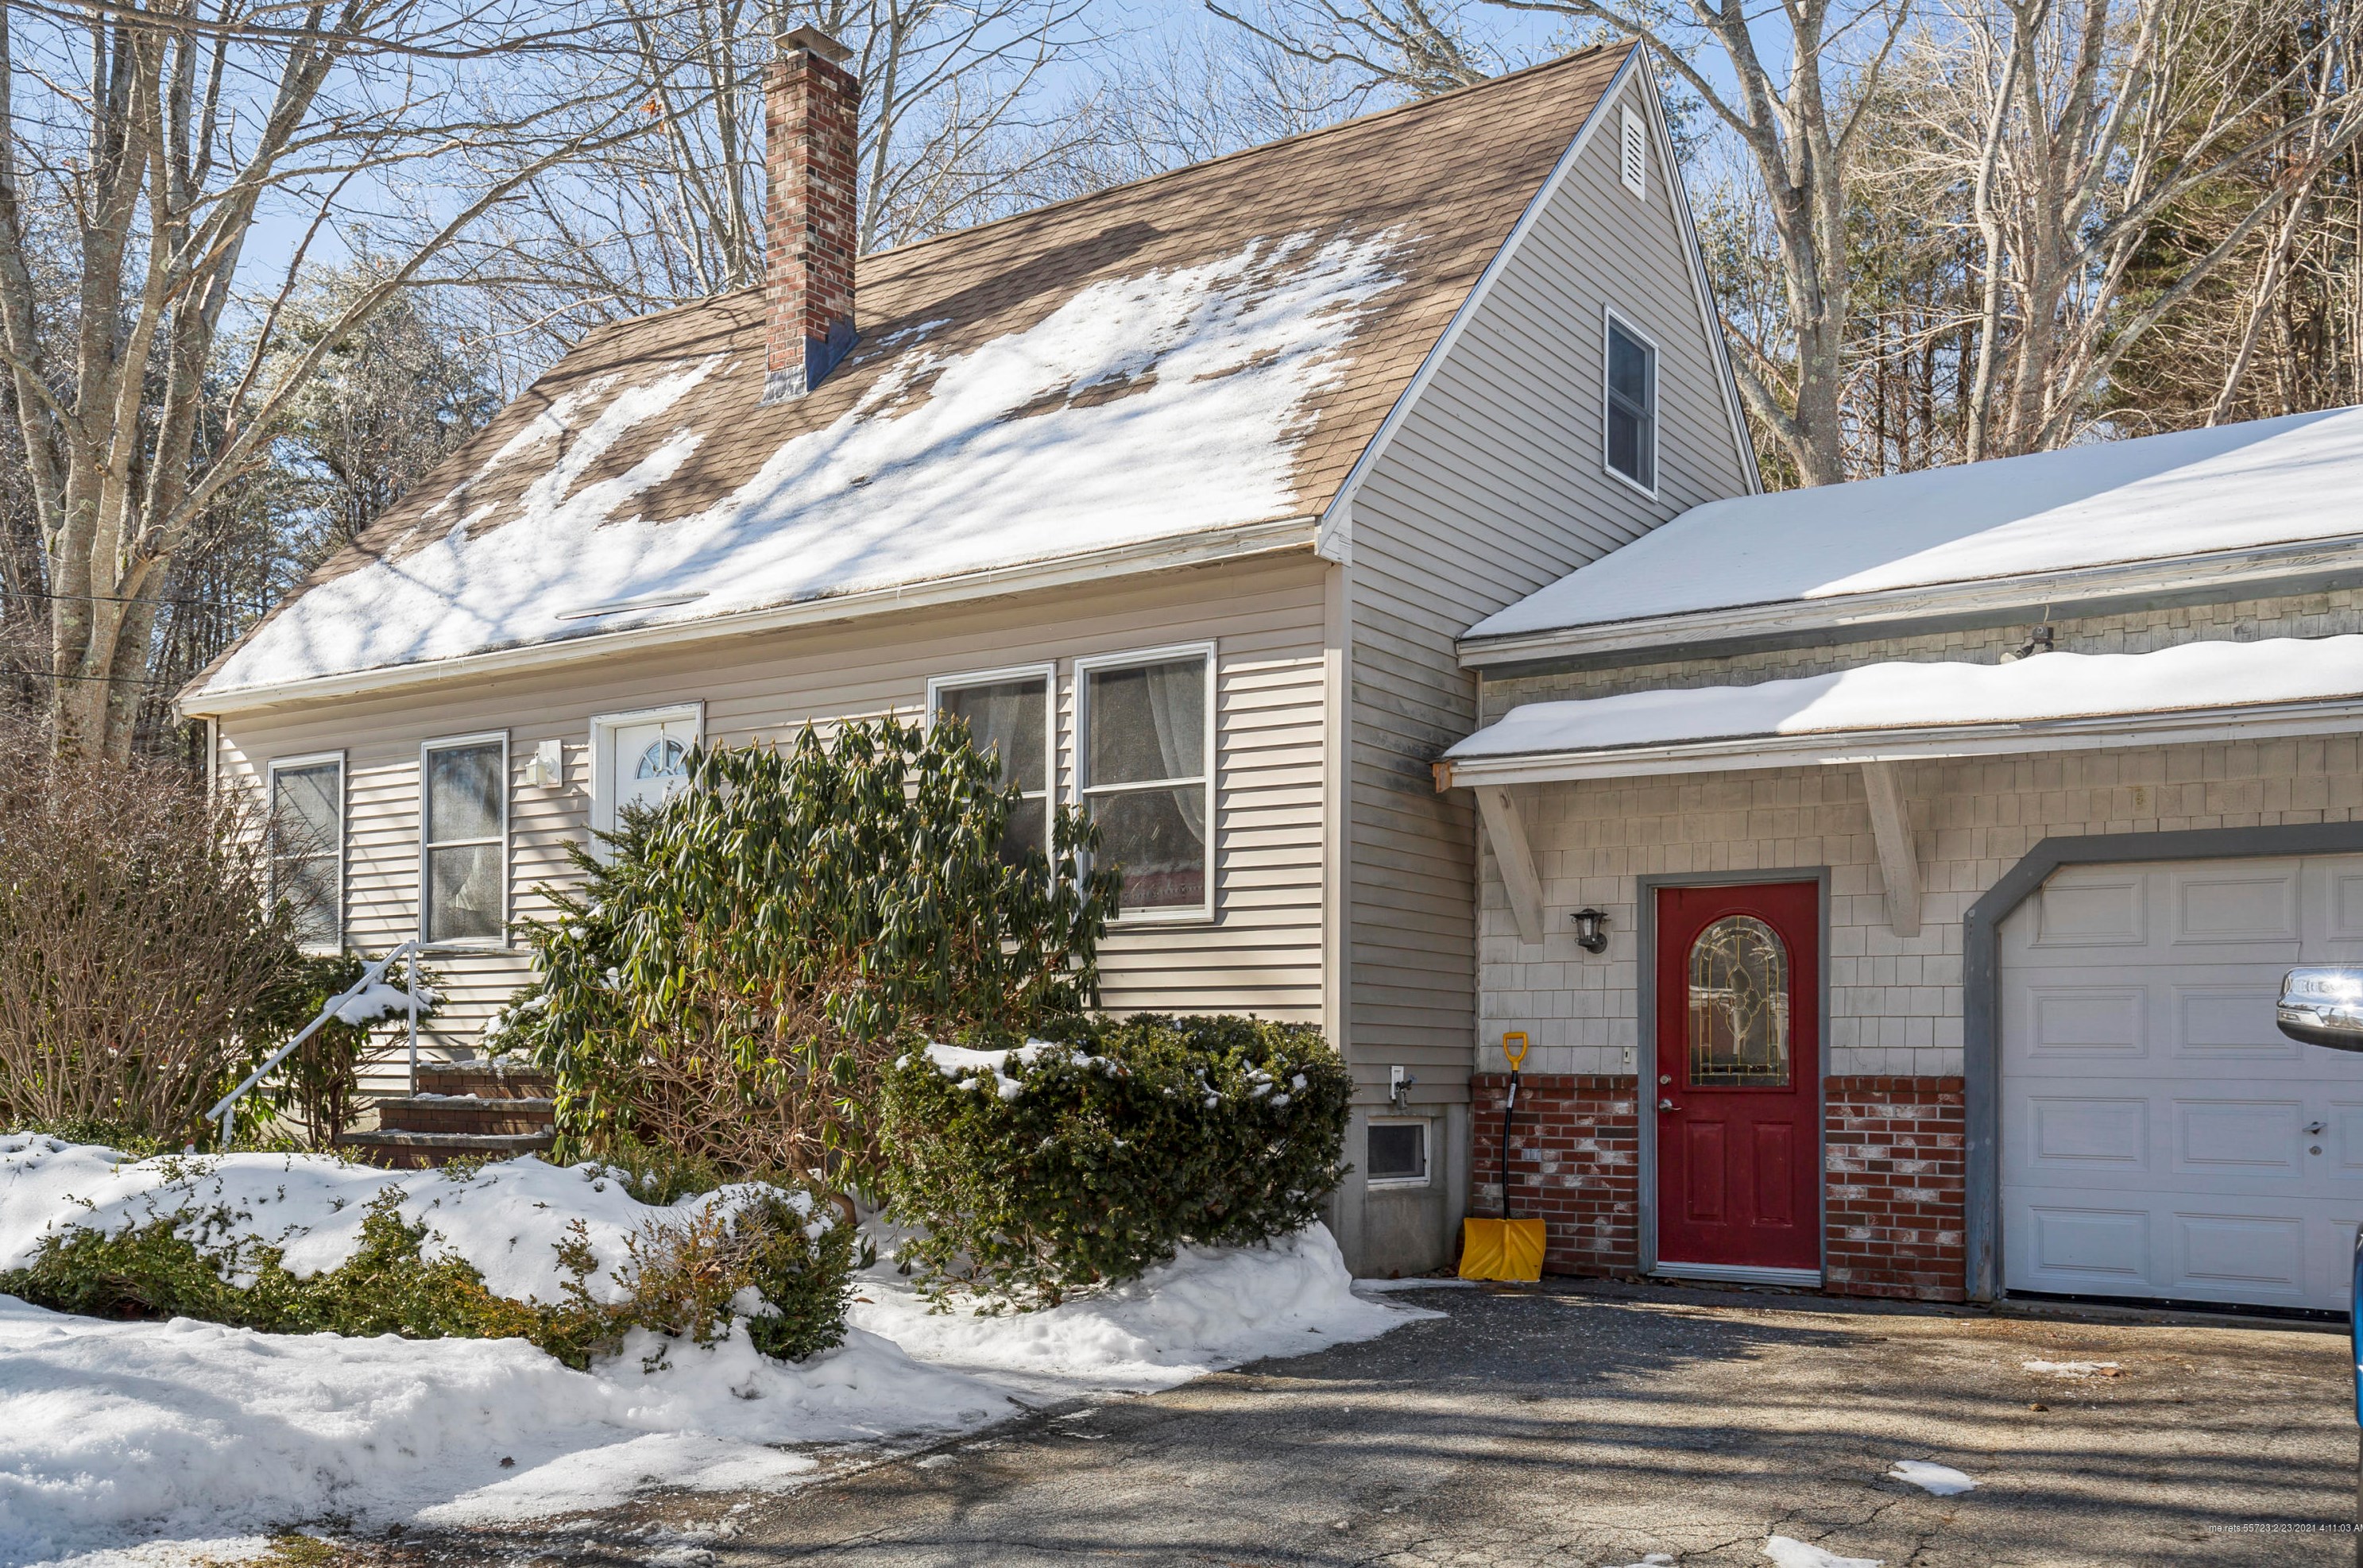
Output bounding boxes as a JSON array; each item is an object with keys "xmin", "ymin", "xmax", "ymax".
[
  {"xmin": 495, "ymin": 715, "xmax": 1120, "ymax": 1192},
  {"xmin": 880, "ymin": 1015, "xmax": 1352, "ymax": 1309}
]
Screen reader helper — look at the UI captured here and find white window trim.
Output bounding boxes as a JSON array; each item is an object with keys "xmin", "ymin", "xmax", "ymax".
[
  {"xmin": 267, "ymin": 750, "xmax": 346, "ymax": 955},
  {"xmin": 1073, "ymin": 640, "xmax": 1218, "ymax": 925},
  {"xmin": 926, "ymin": 663, "xmax": 1057, "ymax": 859},
  {"xmin": 419, "ymin": 730, "xmax": 510, "ymax": 950},
  {"xmin": 1365, "ymin": 1116, "xmax": 1433, "ymax": 1188},
  {"xmin": 589, "ymin": 702, "xmax": 706, "ymax": 840},
  {"xmin": 1601, "ymin": 305, "xmax": 1660, "ymax": 500}
]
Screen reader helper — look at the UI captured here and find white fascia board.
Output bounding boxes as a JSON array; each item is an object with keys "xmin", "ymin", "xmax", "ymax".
[
  {"xmin": 1435, "ymin": 695, "xmax": 2363, "ymax": 787},
  {"xmin": 1314, "ymin": 44, "xmax": 1644, "ymax": 563},
  {"xmin": 185, "ymin": 515, "xmax": 1317, "ymax": 719},
  {"xmin": 1456, "ymin": 530, "xmax": 2363, "ymax": 670}
]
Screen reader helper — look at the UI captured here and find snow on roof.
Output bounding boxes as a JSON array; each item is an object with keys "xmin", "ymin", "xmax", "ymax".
[
  {"xmin": 190, "ymin": 45, "xmax": 1634, "ymax": 703},
  {"xmin": 204, "ymin": 230, "xmax": 1400, "ymax": 695},
  {"xmin": 1469, "ymin": 406, "xmax": 2363, "ymax": 641},
  {"xmin": 1446, "ymin": 634, "xmax": 2363, "ymax": 760}
]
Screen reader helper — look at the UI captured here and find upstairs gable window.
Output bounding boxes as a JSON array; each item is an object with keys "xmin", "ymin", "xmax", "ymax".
[{"xmin": 1604, "ymin": 312, "xmax": 1657, "ymax": 493}]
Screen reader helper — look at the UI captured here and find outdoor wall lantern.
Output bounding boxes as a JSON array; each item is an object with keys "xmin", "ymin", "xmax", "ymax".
[{"xmin": 1569, "ymin": 907, "xmax": 1609, "ymax": 954}]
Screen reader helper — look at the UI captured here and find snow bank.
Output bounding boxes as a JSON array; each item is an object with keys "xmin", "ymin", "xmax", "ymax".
[
  {"xmin": 1446, "ymin": 635, "xmax": 2363, "ymax": 760},
  {"xmin": 0, "ymin": 1296, "xmax": 1006, "ymax": 1566},
  {"xmin": 202, "ymin": 228, "xmax": 1405, "ymax": 696},
  {"xmin": 0, "ymin": 1134, "xmax": 809, "ymax": 1305},
  {"xmin": 1764, "ymin": 1540, "xmax": 1882, "ymax": 1568},
  {"xmin": 852, "ymin": 1222, "xmax": 1434, "ymax": 1395},
  {"xmin": 1471, "ymin": 404, "xmax": 2363, "ymax": 638},
  {"xmin": 0, "ymin": 1141, "xmax": 1432, "ymax": 1562}
]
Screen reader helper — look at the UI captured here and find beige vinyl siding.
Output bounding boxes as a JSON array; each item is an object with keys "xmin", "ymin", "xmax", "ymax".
[
  {"xmin": 1338, "ymin": 70, "xmax": 1754, "ymax": 1106},
  {"xmin": 215, "ymin": 554, "xmax": 1333, "ymax": 1077}
]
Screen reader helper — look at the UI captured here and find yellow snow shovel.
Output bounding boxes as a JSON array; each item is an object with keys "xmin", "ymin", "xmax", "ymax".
[{"xmin": 1460, "ymin": 1031, "xmax": 1547, "ymax": 1280}]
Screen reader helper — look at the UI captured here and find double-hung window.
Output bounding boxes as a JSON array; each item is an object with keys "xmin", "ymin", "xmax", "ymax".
[
  {"xmin": 268, "ymin": 753, "xmax": 344, "ymax": 951},
  {"xmin": 1604, "ymin": 311, "xmax": 1657, "ymax": 492},
  {"xmin": 421, "ymin": 734, "xmax": 508, "ymax": 944},
  {"xmin": 930, "ymin": 666, "xmax": 1054, "ymax": 867},
  {"xmin": 1077, "ymin": 644, "xmax": 1214, "ymax": 919}
]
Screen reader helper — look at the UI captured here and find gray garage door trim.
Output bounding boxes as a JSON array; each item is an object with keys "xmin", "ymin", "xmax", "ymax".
[{"xmin": 1963, "ymin": 821, "xmax": 2363, "ymax": 1302}]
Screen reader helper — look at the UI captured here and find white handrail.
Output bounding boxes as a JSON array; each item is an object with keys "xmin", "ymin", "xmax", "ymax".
[{"xmin": 205, "ymin": 940, "xmax": 427, "ymax": 1150}]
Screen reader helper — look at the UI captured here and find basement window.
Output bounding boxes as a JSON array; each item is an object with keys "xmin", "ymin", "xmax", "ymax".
[{"xmin": 1367, "ymin": 1120, "xmax": 1429, "ymax": 1186}]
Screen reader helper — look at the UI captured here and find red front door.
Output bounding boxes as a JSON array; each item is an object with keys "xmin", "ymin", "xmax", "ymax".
[{"xmin": 1653, "ymin": 882, "xmax": 1821, "ymax": 1273}]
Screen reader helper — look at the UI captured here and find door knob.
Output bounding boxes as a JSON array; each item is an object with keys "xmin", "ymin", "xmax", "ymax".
[
  {"xmin": 2306, "ymin": 1121, "xmax": 2327, "ymax": 1135},
  {"xmin": 1658, "ymin": 1098, "xmax": 1681, "ymax": 1112}
]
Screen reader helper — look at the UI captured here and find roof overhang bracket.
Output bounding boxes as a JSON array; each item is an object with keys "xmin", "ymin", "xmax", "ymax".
[
  {"xmin": 1860, "ymin": 759, "xmax": 1922, "ymax": 938},
  {"xmin": 1475, "ymin": 784, "xmax": 1547, "ymax": 946}
]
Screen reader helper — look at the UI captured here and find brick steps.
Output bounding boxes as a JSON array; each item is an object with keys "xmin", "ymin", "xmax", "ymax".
[{"xmin": 336, "ymin": 1060, "xmax": 559, "ymax": 1168}]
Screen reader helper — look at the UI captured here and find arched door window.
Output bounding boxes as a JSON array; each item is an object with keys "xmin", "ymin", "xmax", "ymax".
[{"xmin": 1686, "ymin": 914, "xmax": 1791, "ymax": 1087}]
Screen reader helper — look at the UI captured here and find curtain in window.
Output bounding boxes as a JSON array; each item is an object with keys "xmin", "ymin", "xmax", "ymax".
[{"xmin": 1139, "ymin": 658, "xmax": 1205, "ymax": 844}]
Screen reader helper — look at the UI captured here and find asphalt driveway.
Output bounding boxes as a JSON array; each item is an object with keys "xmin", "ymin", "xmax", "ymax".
[{"xmin": 398, "ymin": 1276, "xmax": 2358, "ymax": 1568}]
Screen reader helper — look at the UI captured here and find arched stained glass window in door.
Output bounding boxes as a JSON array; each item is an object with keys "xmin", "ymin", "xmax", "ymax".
[{"xmin": 1686, "ymin": 914, "xmax": 1791, "ymax": 1087}]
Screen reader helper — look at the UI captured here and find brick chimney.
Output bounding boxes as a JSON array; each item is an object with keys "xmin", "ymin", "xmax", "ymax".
[{"xmin": 764, "ymin": 25, "xmax": 859, "ymax": 404}]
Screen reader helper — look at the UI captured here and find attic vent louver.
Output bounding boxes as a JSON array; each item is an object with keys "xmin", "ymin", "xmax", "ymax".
[{"xmin": 1619, "ymin": 106, "xmax": 1646, "ymax": 199}]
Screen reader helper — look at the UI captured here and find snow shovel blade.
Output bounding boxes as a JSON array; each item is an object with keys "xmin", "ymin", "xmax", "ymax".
[{"xmin": 1459, "ymin": 1217, "xmax": 1545, "ymax": 1281}]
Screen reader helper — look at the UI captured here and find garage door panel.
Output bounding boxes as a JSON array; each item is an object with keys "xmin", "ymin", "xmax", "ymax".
[
  {"xmin": 2022, "ymin": 1203, "xmax": 2151, "ymax": 1284},
  {"xmin": 2028, "ymin": 877, "xmax": 2147, "ymax": 949},
  {"xmin": 2020, "ymin": 985, "xmax": 2146, "ymax": 1059},
  {"xmin": 2174, "ymin": 1211, "xmax": 2304, "ymax": 1295},
  {"xmin": 2172, "ymin": 984, "xmax": 2299, "ymax": 1059},
  {"xmin": 2003, "ymin": 853, "xmax": 2363, "ymax": 1311},
  {"xmin": 2172, "ymin": 1099, "xmax": 2303, "ymax": 1176},
  {"xmin": 2026, "ymin": 1096, "xmax": 2147, "ymax": 1168},
  {"xmin": 2170, "ymin": 865, "xmax": 2300, "ymax": 948}
]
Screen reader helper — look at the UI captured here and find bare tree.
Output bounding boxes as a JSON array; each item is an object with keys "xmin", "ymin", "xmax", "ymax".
[
  {"xmin": 1882, "ymin": 0, "xmax": 2363, "ymax": 456},
  {"xmin": 0, "ymin": 0, "xmax": 652, "ymax": 759},
  {"xmin": 1199, "ymin": 0, "xmax": 1498, "ymax": 104},
  {"xmin": 461, "ymin": 0, "xmax": 1112, "ymax": 359}
]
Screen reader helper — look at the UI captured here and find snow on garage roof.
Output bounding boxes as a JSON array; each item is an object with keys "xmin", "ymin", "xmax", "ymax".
[
  {"xmin": 1443, "ymin": 634, "xmax": 2363, "ymax": 778},
  {"xmin": 188, "ymin": 45, "xmax": 1634, "ymax": 707},
  {"xmin": 1467, "ymin": 405, "xmax": 2363, "ymax": 643}
]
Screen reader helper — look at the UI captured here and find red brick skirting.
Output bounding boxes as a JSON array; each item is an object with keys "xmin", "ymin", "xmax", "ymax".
[
  {"xmin": 1823, "ymin": 1076, "xmax": 1967, "ymax": 1303},
  {"xmin": 1469, "ymin": 1074, "xmax": 1640, "ymax": 1276},
  {"xmin": 1464, "ymin": 1072, "xmax": 1967, "ymax": 1300}
]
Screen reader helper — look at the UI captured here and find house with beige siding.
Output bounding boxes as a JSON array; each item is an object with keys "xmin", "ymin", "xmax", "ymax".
[
  {"xmin": 1438, "ymin": 404, "xmax": 2363, "ymax": 1311},
  {"xmin": 180, "ymin": 33, "xmax": 1758, "ymax": 1275}
]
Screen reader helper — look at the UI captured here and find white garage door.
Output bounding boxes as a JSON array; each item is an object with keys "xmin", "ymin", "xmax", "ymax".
[{"xmin": 2001, "ymin": 855, "xmax": 2363, "ymax": 1311}]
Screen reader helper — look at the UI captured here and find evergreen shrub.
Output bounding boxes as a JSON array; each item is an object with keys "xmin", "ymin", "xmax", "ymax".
[
  {"xmin": 493, "ymin": 718, "xmax": 1120, "ymax": 1191},
  {"xmin": 0, "ymin": 1172, "xmax": 853, "ymax": 1368},
  {"xmin": 880, "ymin": 1014, "xmax": 1351, "ymax": 1307}
]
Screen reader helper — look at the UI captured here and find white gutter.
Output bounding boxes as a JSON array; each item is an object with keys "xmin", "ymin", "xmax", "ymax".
[
  {"xmin": 1457, "ymin": 530, "xmax": 2363, "ymax": 670},
  {"xmin": 185, "ymin": 516, "xmax": 1318, "ymax": 718},
  {"xmin": 1433, "ymin": 694, "xmax": 2363, "ymax": 788}
]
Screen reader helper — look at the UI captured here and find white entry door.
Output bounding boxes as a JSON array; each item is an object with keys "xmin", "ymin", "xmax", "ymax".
[
  {"xmin": 2001, "ymin": 855, "xmax": 2363, "ymax": 1311},
  {"xmin": 594, "ymin": 709, "xmax": 701, "ymax": 836}
]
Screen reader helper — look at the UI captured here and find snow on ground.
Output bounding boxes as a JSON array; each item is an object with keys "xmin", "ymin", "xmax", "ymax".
[
  {"xmin": 0, "ymin": 1141, "xmax": 1428, "ymax": 1565},
  {"xmin": 200, "ymin": 227, "xmax": 1405, "ymax": 696},
  {"xmin": 1445, "ymin": 634, "xmax": 2363, "ymax": 760},
  {"xmin": 851, "ymin": 1223, "xmax": 1436, "ymax": 1399},
  {"xmin": 1885, "ymin": 1460, "xmax": 1976, "ymax": 1496},
  {"xmin": 1468, "ymin": 404, "xmax": 2363, "ymax": 638},
  {"xmin": 0, "ymin": 1134, "xmax": 808, "ymax": 1305},
  {"xmin": 1763, "ymin": 1537, "xmax": 1883, "ymax": 1568},
  {"xmin": 2023, "ymin": 1358, "xmax": 2119, "ymax": 1378}
]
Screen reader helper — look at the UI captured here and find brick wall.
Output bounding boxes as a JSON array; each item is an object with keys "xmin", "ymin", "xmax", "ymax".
[
  {"xmin": 1468, "ymin": 1073, "xmax": 1639, "ymax": 1275},
  {"xmin": 1823, "ymin": 1076, "xmax": 1966, "ymax": 1302}
]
